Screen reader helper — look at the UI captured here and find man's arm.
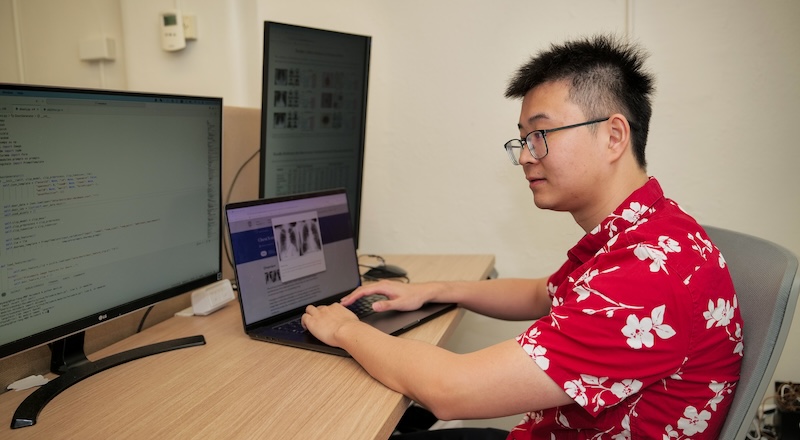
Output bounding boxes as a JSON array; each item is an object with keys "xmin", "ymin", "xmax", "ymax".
[
  {"xmin": 301, "ymin": 304, "xmax": 573, "ymax": 420},
  {"xmin": 343, "ymin": 277, "xmax": 552, "ymax": 321}
]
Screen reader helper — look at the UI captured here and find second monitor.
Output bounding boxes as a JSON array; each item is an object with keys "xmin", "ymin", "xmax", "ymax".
[{"xmin": 259, "ymin": 21, "xmax": 371, "ymax": 248}]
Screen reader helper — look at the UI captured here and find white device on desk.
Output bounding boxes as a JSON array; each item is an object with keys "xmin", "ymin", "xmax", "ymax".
[
  {"xmin": 160, "ymin": 11, "xmax": 186, "ymax": 51},
  {"xmin": 176, "ymin": 279, "xmax": 235, "ymax": 316}
]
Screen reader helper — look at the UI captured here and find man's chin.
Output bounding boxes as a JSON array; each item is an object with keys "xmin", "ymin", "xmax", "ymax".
[
  {"xmin": 532, "ymin": 194, "xmax": 550, "ymax": 210},
  {"xmin": 532, "ymin": 195, "xmax": 567, "ymax": 213}
]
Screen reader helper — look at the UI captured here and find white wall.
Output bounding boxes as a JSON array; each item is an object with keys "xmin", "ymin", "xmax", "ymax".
[
  {"xmin": 0, "ymin": 0, "xmax": 127, "ymax": 88},
  {"xmin": 2, "ymin": 0, "xmax": 799, "ymax": 430}
]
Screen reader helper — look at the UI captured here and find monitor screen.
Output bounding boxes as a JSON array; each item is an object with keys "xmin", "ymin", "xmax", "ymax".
[
  {"xmin": 0, "ymin": 83, "xmax": 222, "ymax": 413},
  {"xmin": 259, "ymin": 22, "xmax": 370, "ymax": 248}
]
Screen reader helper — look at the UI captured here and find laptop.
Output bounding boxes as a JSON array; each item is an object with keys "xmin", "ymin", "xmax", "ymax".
[{"xmin": 225, "ymin": 188, "xmax": 455, "ymax": 356}]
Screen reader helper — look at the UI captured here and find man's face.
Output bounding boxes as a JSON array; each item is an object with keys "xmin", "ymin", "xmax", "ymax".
[{"xmin": 517, "ymin": 81, "xmax": 609, "ymax": 216}]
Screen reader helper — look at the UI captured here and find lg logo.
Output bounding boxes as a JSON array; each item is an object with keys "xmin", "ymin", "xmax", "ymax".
[{"xmin": 98, "ymin": 314, "xmax": 108, "ymax": 321}]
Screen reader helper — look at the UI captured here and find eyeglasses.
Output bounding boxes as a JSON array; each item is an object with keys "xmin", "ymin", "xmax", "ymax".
[{"xmin": 503, "ymin": 117, "xmax": 610, "ymax": 165}]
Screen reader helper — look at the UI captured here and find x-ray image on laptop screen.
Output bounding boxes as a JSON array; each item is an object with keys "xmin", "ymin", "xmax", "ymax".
[{"xmin": 226, "ymin": 190, "xmax": 361, "ymax": 325}]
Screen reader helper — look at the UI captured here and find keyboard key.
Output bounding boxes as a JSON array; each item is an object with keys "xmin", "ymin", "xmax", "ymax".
[{"xmin": 273, "ymin": 295, "xmax": 388, "ymax": 334}]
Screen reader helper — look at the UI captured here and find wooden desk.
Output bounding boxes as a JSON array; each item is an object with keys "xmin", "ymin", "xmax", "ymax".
[{"xmin": 0, "ymin": 254, "xmax": 494, "ymax": 440}]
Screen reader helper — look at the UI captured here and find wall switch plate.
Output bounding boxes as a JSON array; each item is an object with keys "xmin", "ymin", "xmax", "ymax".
[{"xmin": 182, "ymin": 14, "xmax": 198, "ymax": 40}]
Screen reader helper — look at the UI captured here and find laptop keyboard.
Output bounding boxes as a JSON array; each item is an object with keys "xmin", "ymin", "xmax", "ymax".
[
  {"xmin": 273, "ymin": 295, "xmax": 388, "ymax": 334},
  {"xmin": 346, "ymin": 294, "xmax": 387, "ymax": 316}
]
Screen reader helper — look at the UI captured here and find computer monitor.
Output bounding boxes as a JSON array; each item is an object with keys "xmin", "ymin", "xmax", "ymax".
[
  {"xmin": 0, "ymin": 83, "xmax": 223, "ymax": 428},
  {"xmin": 259, "ymin": 22, "xmax": 370, "ymax": 248}
]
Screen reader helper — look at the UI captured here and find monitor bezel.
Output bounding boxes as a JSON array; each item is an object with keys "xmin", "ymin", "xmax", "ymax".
[
  {"xmin": 0, "ymin": 82, "xmax": 224, "ymax": 361},
  {"xmin": 258, "ymin": 21, "xmax": 371, "ymax": 249}
]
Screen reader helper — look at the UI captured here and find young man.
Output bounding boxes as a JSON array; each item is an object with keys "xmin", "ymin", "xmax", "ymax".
[{"xmin": 302, "ymin": 35, "xmax": 743, "ymax": 439}]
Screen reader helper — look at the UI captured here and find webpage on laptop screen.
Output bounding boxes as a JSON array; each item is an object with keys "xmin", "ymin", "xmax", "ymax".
[{"xmin": 227, "ymin": 193, "xmax": 360, "ymax": 325}]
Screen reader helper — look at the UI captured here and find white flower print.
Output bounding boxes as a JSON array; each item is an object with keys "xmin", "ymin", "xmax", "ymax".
[
  {"xmin": 718, "ymin": 252, "xmax": 727, "ymax": 268},
  {"xmin": 659, "ymin": 235, "xmax": 681, "ymax": 253},
  {"xmin": 612, "ymin": 415, "xmax": 632, "ymax": 440},
  {"xmin": 622, "ymin": 202, "xmax": 650, "ymax": 224},
  {"xmin": 571, "ymin": 266, "xmax": 643, "ymax": 317},
  {"xmin": 623, "ymin": 218, "xmax": 648, "ymax": 234},
  {"xmin": 688, "ymin": 232, "xmax": 714, "ymax": 261},
  {"xmin": 612, "ymin": 397, "xmax": 642, "ymax": 440},
  {"xmin": 731, "ymin": 322, "xmax": 744, "ymax": 356},
  {"xmin": 703, "ymin": 298, "xmax": 735, "ymax": 329},
  {"xmin": 677, "ymin": 406, "xmax": 711, "ymax": 436},
  {"xmin": 622, "ymin": 305, "xmax": 676, "ymax": 349},
  {"xmin": 566, "ymin": 375, "xmax": 643, "ymax": 413},
  {"xmin": 515, "ymin": 411, "xmax": 543, "ymax": 430},
  {"xmin": 611, "ymin": 379, "xmax": 643, "ymax": 399},
  {"xmin": 661, "ymin": 379, "xmax": 733, "ymax": 438},
  {"xmin": 606, "ymin": 202, "xmax": 652, "ymax": 237},
  {"xmin": 565, "ymin": 379, "xmax": 588, "ymax": 407},
  {"xmin": 631, "ymin": 236, "xmax": 681, "ymax": 274},
  {"xmin": 595, "ymin": 234, "xmax": 620, "ymax": 257},
  {"xmin": 556, "ymin": 408, "xmax": 573, "ymax": 429},
  {"xmin": 519, "ymin": 327, "xmax": 551, "ymax": 370},
  {"xmin": 651, "ymin": 305, "xmax": 677, "ymax": 339},
  {"xmin": 707, "ymin": 380, "xmax": 735, "ymax": 412},
  {"xmin": 550, "ymin": 293, "xmax": 566, "ymax": 330},
  {"xmin": 622, "ymin": 314, "xmax": 654, "ymax": 349},
  {"xmin": 572, "ymin": 266, "xmax": 621, "ymax": 302},
  {"xmin": 669, "ymin": 357, "xmax": 688, "ymax": 382},
  {"xmin": 703, "ymin": 294, "xmax": 742, "ymax": 356},
  {"xmin": 529, "ymin": 345, "xmax": 550, "ymax": 370}
]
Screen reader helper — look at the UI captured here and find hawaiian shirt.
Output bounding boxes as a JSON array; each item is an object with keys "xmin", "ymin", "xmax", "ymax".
[{"xmin": 510, "ymin": 177, "xmax": 743, "ymax": 439}]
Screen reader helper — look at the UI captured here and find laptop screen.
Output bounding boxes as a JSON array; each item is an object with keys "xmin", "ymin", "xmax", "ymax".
[{"xmin": 226, "ymin": 190, "xmax": 361, "ymax": 326}]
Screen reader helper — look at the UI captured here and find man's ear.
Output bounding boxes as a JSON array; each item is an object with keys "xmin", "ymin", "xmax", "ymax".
[{"xmin": 606, "ymin": 114, "xmax": 632, "ymax": 163}]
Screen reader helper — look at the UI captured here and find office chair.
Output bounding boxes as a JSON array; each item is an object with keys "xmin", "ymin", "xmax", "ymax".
[{"xmin": 704, "ymin": 225, "xmax": 800, "ymax": 439}]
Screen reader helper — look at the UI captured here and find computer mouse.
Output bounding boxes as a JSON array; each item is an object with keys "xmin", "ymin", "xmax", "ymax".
[{"xmin": 364, "ymin": 264, "xmax": 407, "ymax": 279}]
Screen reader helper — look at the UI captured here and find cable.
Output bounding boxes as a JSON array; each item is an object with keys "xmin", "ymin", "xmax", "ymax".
[
  {"xmin": 223, "ymin": 148, "xmax": 260, "ymax": 268},
  {"xmin": 362, "ymin": 273, "xmax": 410, "ymax": 283},
  {"xmin": 358, "ymin": 253, "xmax": 386, "ymax": 269},
  {"xmin": 358, "ymin": 254, "xmax": 410, "ymax": 283},
  {"xmin": 137, "ymin": 306, "xmax": 154, "ymax": 333}
]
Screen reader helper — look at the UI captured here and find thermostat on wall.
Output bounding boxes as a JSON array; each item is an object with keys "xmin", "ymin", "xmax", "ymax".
[{"xmin": 160, "ymin": 11, "xmax": 186, "ymax": 51}]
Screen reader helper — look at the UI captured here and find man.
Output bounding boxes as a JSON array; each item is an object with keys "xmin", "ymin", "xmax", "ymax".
[{"xmin": 302, "ymin": 34, "xmax": 743, "ymax": 439}]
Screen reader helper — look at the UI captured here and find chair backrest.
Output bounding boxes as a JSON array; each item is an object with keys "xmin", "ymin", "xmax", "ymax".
[{"xmin": 704, "ymin": 225, "xmax": 800, "ymax": 439}]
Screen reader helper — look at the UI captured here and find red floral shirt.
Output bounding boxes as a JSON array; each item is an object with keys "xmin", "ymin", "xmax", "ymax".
[{"xmin": 511, "ymin": 178, "xmax": 743, "ymax": 439}]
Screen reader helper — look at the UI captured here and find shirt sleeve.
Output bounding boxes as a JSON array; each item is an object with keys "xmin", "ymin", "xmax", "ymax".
[{"xmin": 516, "ymin": 241, "xmax": 692, "ymax": 416}]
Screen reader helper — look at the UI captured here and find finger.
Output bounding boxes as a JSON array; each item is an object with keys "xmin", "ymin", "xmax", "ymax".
[
  {"xmin": 301, "ymin": 306, "xmax": 314, "ymax": 329},
  {"xmin": 372, "ymin": 299, "xmax": 392, "ymax": 312},
  {"xmin": 341, "ymin": 285, "xmax": 384, "ymax": 305}
]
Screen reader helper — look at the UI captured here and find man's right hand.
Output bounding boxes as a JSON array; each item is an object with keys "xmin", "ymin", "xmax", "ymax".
[{"xmin": 341, "ymin": 280, "xmax": 442, "ymax": 312}]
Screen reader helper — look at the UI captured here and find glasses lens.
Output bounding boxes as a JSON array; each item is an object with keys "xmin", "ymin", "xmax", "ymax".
[
  {"xmin": 526, "ymin": 131, "xmax": 547, "ymax": 159},
  {"xmin": 504, "ymin": 140, "xmax": 522, "ymax": 165}
]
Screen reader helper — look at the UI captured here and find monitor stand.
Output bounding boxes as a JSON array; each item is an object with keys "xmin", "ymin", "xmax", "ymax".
[{"xmin": 11, "ymin": 332, "xmax": 205, "ymax": 429}]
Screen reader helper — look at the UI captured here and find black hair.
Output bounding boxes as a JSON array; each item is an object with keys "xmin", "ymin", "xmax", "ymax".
[{"xmin": 505, "ymin": 34, "xmax": 655, "ymax": 168}]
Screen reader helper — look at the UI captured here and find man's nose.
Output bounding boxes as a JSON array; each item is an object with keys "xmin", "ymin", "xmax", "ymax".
[{"xmin": 518, "ymin": 143, "xmax": 540, "ymax": 165}]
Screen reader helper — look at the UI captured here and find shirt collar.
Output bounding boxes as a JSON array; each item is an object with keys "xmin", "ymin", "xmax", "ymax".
[{"xmin": 567, "ymin": 177, "xmax": 665, "ymax": 263}]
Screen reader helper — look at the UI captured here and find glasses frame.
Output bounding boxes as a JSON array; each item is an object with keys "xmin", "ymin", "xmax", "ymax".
[{"xmin": 504, "ymin": 117, "xmax": 611, "ymax": 165}]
